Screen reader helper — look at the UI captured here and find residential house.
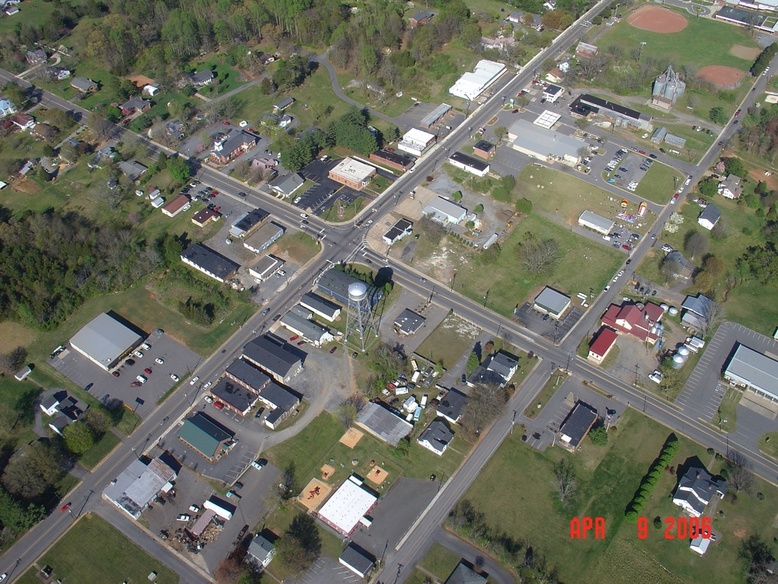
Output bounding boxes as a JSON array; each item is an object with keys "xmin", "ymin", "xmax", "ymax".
[
  {"xmin": 70, "ymin": 77, "xmax": 97, "ymax": 93},
  {"xmin": 279, "ymin": 114, "xmax": 293, "ymax": 129},
  {"xmin": 88, "ymin": 145, "xmax": 117, "ymax": 169},
  {"xmin": 697, "ymin": 203, "xmax": 721, "ymax": 231},
  {"xmin": 587, "ymin": 327, "xmax": 618, "ymax": 362},
  {"xmin": 120, "ymin": 96, "xmax": 151, "ymax": 117},
  {"xmin": 273, "ymin": 97, "xmax": 294, "ymax": 112},
  {"xmin": 191, "ymin": 70, "xmax": 215, "ymax": 87},
  {"xmin": 487, "ymin": 350, "xmax": 519, "ymax": 386},
  {"xmin": 0, "ymin": 98, "xmax": 17, "ymax": 117},
  {"xmin": 258, "ymin": 53, "xmax": 276, "ymax": 66},
  {"xmin": 507, "ymin": 10, "xmax": 543, "ymax": 30},
  {"xmin": 436, "ymin": 388, "xmax": 467, "ymax": 425},
  {"xmin": 11, "ymin": 113, "xmax": 35, "ymax": 131},
  {"xmin": 191, "ymin": 207, "xmax": 220, "ymax": 227},
  {"xmin": 545, "ymin": 67, "xmax": 565, "ymax": 84},
  {"xmin": 409, "ymin": 10, "xmax": 434, "ymax": 26},
  {"xmin": 601, "ymin": 301, "xmax": 664, "ymax": 344},
  {"xmin": 558, "ymin": 401, "xmax": 598, "ymax": 451},
  {"xmin": 269, "ymin": 173, "xmax": 305, "ymax": 198},
  {"xmin": 251, "ymin": 157, "xmax": 277, "ymax": 173},
  {"xmin": 248, "ymin": 534, "xmax": 276, "ymax": 568},
  {"xmin": 576, "ymin": 41, "xmax": 599, "ymax": 58},
  {"xmin": 40, "ymin": 390, "xmax": 87, "ymax": 436},
  {"xmin": 672, "ymin": 465, "xmax": 727, "ymax": 517},
  {"xmin": 177, "ymin": 412, "xmax": 235, "ymax": 461},
  {"xmin": 118, "ymin": 160, "xmax": 148, "ymax": 182},
  {"xmin": 210, "ymin": 130, "xmax": 259, "ymax": 164},
  {"xmin": 339, "ymin": 543, "xmax": 375, "ymax": 578},
  {"xmin": 417, "ymin": 420, "xmax": 454, "ymax": 456},
  {"xmin": 161, "ymin": 194, "xmax": 191, "ymax": 218},
  {"xmin": 718, "ymin": 174, "xmax": 742, "ymax": 199},
  {"xmin": 445, "ymin": 561, "xmax": 488, "ymax": 584},
  {"xmin": 681, "ymin": 293, "xmax": 715, "ymax": 331},
  {"xmin": 26, "ymin": 48, "xmax": 47, "ymax": 66},
  {"xmin": 662, "ymin": 250, "xmax": 694, "ymax": 281}
]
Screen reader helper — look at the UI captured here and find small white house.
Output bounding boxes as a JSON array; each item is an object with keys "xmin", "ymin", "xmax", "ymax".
[{"xmin": 690, "ymin": 536, "xmax": 710, "ymax": 555}]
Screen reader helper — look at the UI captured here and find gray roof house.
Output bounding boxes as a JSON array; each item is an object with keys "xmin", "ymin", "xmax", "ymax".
[
  {"xmin": 300, "ymin": 292, "xmax": 341, "ymax": 322},
  {"xmin": 663, "ymin": 250, "xmax": 694, "ymax": 281},
  {"xmin": 339, "ymin": 543, "xmax": 375, "ymax": 578},
  {"xmin": 273, "ymin": 96, "xmax": 295, "ymax": 112},
  {"xmin": 417, "ymin": 420, "xmax": 454, "ymax": 456},
  {"xmin": 436, "ymin": 388, "xmax": 467, "ymax": 424},
  {"xmin": 191, "ymin": 70, "xmax": 215, "ymax": 86},
  {"xmin": 248, "ymin": 534, "xmax": 276, "ymax": 567},
  {"xmin": 70, "ymin": 76, "xmax": 97, "ymax": 93},
  {"xmin": 445, "ymin": 561, "xmax": 488, "ymax": 584},
  {"xmin": 118, "ymin": 160, "xmax": 148, "ymax": 182},
  {"xmin": 672, "ymin": 465, "xmax": 727, "ymax": 517},
  {"xmin": 422, "ymin": 196, "xmax": 467, "ymax": 225},
  {"xmin": 681, "ymin": 293, "xmax": 715, "ymax": 331},
  {"xmin": 355, "ymin": 401, "xmax": 413, "ymax": 446},
  {"xmin": 224, "ymin": 358, "xmax": 271, "ymax": 392},
  {"xmin": 242, "ymin": 335, "xmax": 304, "ymax": 383},
  {"xmin": 269, "ymin": 173, "xmax": 305, "ymax": 198},
  {"xmin": 697, "ymin": 203, "xmax": 721, "ymax": 231},
  {"xmin": 258, "ymin": 382, "xmax": 301, "ymax": 429},
  {"xmin": 210, "ymin": 378, "xmax": 259, "ymax": 416},
  {"xmin": 486, "ymin": 351, "xmax": 519, "ymax": 386}
]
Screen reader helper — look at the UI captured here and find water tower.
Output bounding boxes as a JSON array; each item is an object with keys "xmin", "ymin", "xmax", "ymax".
[{"xmin": 345, "ymin": 281, "xmax": 379, "ymax": 353}]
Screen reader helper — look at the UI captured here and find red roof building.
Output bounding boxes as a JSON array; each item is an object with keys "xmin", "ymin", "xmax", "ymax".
[
  {"xmin": 588, "ymin": 327, "xmax": 618, "ymax": 362},
  {"xmin": 601, "ymin": 302, "xmax": 664, "ymax": 344}
]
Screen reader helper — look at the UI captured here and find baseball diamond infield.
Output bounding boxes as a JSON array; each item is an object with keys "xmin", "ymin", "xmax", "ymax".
[
  {"xmin": 627, "ymin": 5, "xmax": 688, "ymax": 33},
  {"xmin": 697, "ymin": 65, "xmax": 746, "ymax": 88}
]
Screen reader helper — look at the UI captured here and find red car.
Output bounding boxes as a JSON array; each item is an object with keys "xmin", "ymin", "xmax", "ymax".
[
  {"xmin": 621, "ymin": 244, "xmax": 632, "ymax": 251},
  {"xmin": 60, "ymin": 502, "xmax": 72, "ymax": 512},
  {"xmin": 297, "ymin": 340, "xmax": 305, "ymax": 346},
  {"xmin": 329, "ymin": 346, "xmax": 337, "ymax": 354},
  {"xmin": 144, "ymin": 368, "xmax": 152, "ymax": 375},
  {"xmin": 214, "ymin": 401, "xmax": 225, "ymax": 410},
  {"xmin": 131, "ymin": 381, "xmax": 142, "ymax": 387},
  {"xmin": 289, "ymin": 335, "xmax": 299, "ymax": 341},
  {"xmin": 221, "ymin": 120, "xmax": 230, "ymax": 126}
]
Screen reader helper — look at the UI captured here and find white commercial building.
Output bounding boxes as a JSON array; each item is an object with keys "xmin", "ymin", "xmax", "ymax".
[
  {"xmin": 317, "ymin": 476, "xmax": 378, "ymax": 536},
  {"xmin": 578, "ymin": 210, "xmax": 615, "ymax": 236},
  {"xmin": 398, "ymin": 128, "xmax": 437, "ymax": 157},
  {"xmin": 449, "ymin": 60, "xmax": 506, "ymax": 100},
  {"xmin": 70, "ymin": 313, "xmax": 143, "ymax": 371},
  {"xmin": 508, "ymin": 119, "xmax": 584, "ymax": 165},
  {"xmin": 724, "ymin": 343, "xmax": 778, "ymax": 402},
  {"xmin": 422, "ymin": 196, "xmax": 467, "ymax": 224},
  {"xmin": 328, "ymin": 157, "xmax": 376, "ymax": 190}
]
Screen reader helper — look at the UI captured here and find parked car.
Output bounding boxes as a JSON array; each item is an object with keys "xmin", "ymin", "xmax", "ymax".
[
  {"xmin": 134, "ymin": 350, "xmax": 144, "ymax": 358},
  {"xmin": 144, "ymin": 368, "xmax": 153, "ymax": 375},
  {"xmin": 251, "ymin": 458, "xmax": 266, "ymax": 470},
  {"xmin": 329, "ymin": 346, "xmax": 337, "ymax": 354},
  {"xmin": 234, "ymin": 481, "xmax": 244, "ymax": 490},
  {"xmin": 189, "ymin": 504, "xmax": 201, "ymax": 512},
  {"xmin": 60, "ymin": 502, "xmax": 72, "ymax": 512},
  {"xmin": 155, "ymin": 357, "xmax": 164, "ymax": 364},
  {"xmin": 289, "ymin": 335, "xmax": 299, "ymax": 342},
  {"xmin": 125, "ymin": 359, "xmax": 135, "ymax": 366},
  {"xmin": 141, "ymin": 342, "xmax": 151, "ymax": 350},
  {"xmin": 177, "ymin": 514, "xmax": 191, "ymax": 521},
  {"xmin": 204, "ymin": 395, "xmax": 214, "ymax": 404},
  {"xmin": 170, "ymin": 374, "xmax": 180, "ymax": 382},
  {"xmin": 261, "ymin": 308, "xmax": 270, "ymax": 316},
  {"xmin": 112, "ymin": 371, "xmax": 120, "ymax": 377},
  {"xmin": 190, "ymin": 376, "xmax": 200, "ymax": 385},
  {"xmin": 204, "ymin": 381, "xmax": 212, "ymax": 389},
  {"xmin": 214, "ymin": 401, "xmax": 225, "ymax": 410},
  {"xmin": 226, "ymin": 490, "xmax": 237, "ymax": 498},
  {"xmin": 136, "ymin": 375, "xmax": 147, "ymax": 384}
]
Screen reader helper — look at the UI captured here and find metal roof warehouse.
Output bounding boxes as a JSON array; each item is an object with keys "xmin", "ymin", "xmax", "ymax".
[
  {"xmin": 70, "ymin": 312, "xmax": 143, "ymax": 370},
  {"xmin": 724, "ymin": 343, "xmax": 778, "ymax": 402}
]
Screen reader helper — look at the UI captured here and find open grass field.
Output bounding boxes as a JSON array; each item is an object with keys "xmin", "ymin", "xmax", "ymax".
[
  {"xmin": 274, "ymin": 232, "xmax": 321, "ymax": 265},
  {"xmin": 597, "ymin": 7, "xmax": 758, "ymax": 72},
  {"xmin": 0, "ymin": 378, "xmax": 41, "ymax": 450},
  {"xmin": 0, "ymin": 0, "xmax": 55, "ymax": 34},
  {"xmin": 758, "ymin": 431, "xmax": 778, "ymax": 459},
  {"xmin": 524, "ymin": 372, "xmax": 568, "ymax": 419},
  {"xmin": 418, "ymin": 542, "xmax": 461, "ymax": 580},
  {"xmin": 415, "ymin": 315, "xmax": 481, "ymax": 371},
  {"xmin": 713, "ymin": 387, "xmax": 741, "ymax": 434},
  {"xmin": 320, "ymin": 196, "xmax": 365, "ymax": 222},
  {"xmin": 79, "ymin": 431, "xmax": 121, "ymax": 469},
  {"xmin": 459, "ymin": 409, "xmax": 777, "ymax": 584},
  {"xmin": 16, "ymin": 514, "xmax": 178, "ymax": 584},
  {"xmin": 634, "ymin": 163, "xmax": 685, "ymax": 205},
  {"xmin": 446, "ymin": 212, "xmax": 623, "ymax": 317},
  {"xmin": 0, "ymin": 321, "xmax": 37, "ymax": 352},
  {"xmin": 264, "ymin": 411, "xmax": 470, "ymax": 495},
  {"xmin": 191, "ymin": 59, "xmax": 246, "ymax": 98},
  {"xmin": 518, "ymin": 166, "xmax": 660, "ymax": 225}
]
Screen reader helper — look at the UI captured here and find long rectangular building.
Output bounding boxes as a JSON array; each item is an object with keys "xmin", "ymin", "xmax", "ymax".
[
  {"xmin": 724, "ymin": 343, "xmax": 778, "ymax": 402},
  {"xmin": 449, "ymin": 60, "xmax": 505, "ymax": 100},
  {"xmin": 180, "ymin": 244, "xmax": 240, "ymax": 283},
  {"xmin": 578, "ymin": 210, "xmax": 614, "ymax": 236},
  {"xmin": 572, "ymin": 94, "xmax": 653, "ymax": 131}
]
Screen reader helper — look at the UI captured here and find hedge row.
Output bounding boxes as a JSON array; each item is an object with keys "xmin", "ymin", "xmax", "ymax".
[{"xmin": 624, "ymin": 436, "xmax": 680, "ymax": 521}]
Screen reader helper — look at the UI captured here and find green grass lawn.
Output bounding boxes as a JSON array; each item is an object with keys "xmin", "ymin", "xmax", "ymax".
[
  {"xmin": 0, "ymin": 0, "xmax": 55, "ymax": 35},
  {"xmin": 758, "ymin": 431, "xmax": 778, "ymax": 459},
  {"xmin": 712, "ymin": 388, "xmax": 740, "ymax": 434},
  {"xmin": 320, "ymin": 196, "xmax": 365, "ymax": 222},
  {"xmin": 274, "ymin": 232, "xmax": 321, "ymax": 265},
  {"xmin": 418, "ymin": 542, "xmax": 462, "ymax": 581},
  {"xmin": 192, "ymin": 59, "xmax": 246, "ymax": 97},
  {"xmin": 517, "ymin": 166, "xmax": 658, "ymax": 229},
  {"xmin": 16, "ymin": 514, "xmax": 178, "ymax": 584},
  {"xmin": 458, "ymin": 409, "xmax": 776, "ymax": 584},
  {"xmin": 415, "ymin": 315, "xmax": 481, "ymax": 371},
  {"xmin": 524, "ymin": 372, "xmax": 568, "ymax": 419},
  {"xmin": 0, "ymin": 379, "xmax": 40, "ymax": 451},
  {"xmin": 434, "ymin": 212, "xmax": 623, "ymax": 317},
  {"xmin": 597, "ymin": 7, "xmax": 758, "ymax": 71},
  {"xmin": 634, "ymin": 163, "xmax": 684, "ymax": 205},
  {"xmin": 79, "ymin": 431, "xmax": 121, "ymax": 469}
]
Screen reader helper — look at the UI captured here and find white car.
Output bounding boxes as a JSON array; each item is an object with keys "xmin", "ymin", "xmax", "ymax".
[
  {"xmin": 300, "ymin": 212, "xmax": 308, "ymax": 219},
  {"xmin": 134, "ymin": 350, "xmax": 144, "ymax": 358},
  {"xmin": 226, "ymin": 238, "xmax": 232, "ymax": 245},
  {"xmin": 617, "ymin": 270, "xmax": 624, "ymax": 277},
  {"xmin": 176, "ymin": 514, "xmax": 191, "ymax": 522},
  {"xmin": 204, "ymin": 395, "xmax": 214, "ymax": 404},
  {"xmin": 239, "ymin": 120, "xmax": 248, "ymax": 127},
  {"xmin": 190, "ymin": 376, "xmax": 200, "ymax": 385},
  {"xmin": 170, "ymin": 373, "xmax": 180, "ymax": 382},
  {"xmin": 648, "ymin": 370, "xmax": 663, "ymax": 384},
  {"xmin": 203, "ymin": 381, "xmax": 212, "ymax": 389},
  {"xmin": 155, "ymin": 357, "xmax": 164, "ymax": 364},
  {"xmin": 612, "ymin": 275, "xmax": 619, "ymax": 282},
  {"xmin": 189, "ymin": 504, "xmax": 201, "ymax": 512},
  {"xmin": 136, "ymin": 374, "xmax": 147, "ymax": 384}
]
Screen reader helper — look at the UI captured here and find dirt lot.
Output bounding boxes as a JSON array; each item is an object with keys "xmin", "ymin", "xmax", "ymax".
[
  {"xmin": 696, "ymin": 65, "xmax": 745, "ymax": 89},
  {"xmin": 627, "ymin": 5, "xmax": 688, "ymax": 33}
]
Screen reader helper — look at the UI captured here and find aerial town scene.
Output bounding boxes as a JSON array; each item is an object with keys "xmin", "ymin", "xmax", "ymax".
[{"xmin": 0, "ymin": 0, "xmax": 776, "ymax": 582}]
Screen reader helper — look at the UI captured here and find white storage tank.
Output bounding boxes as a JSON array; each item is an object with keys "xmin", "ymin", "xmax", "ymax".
[
  {"xmin": 672, "ymin": 354, "xmax": 686, "ymax": 369},
  {"xmin": 678, "ymin": 345, "xmax": 691, "ymax": 357},
  {"xmin": 668, "ymin": 307, "xmax": 679, "ymax": 316}
]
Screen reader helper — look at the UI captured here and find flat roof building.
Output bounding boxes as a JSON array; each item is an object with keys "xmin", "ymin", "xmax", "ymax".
[
  {"xmin": 543, "ymin": 84, "xmax": 564, "ymax": 103},
  {"xmin": 180, "ymin": 244, "xmax": 240, "ymax": 283},
  {"xmin": 328, "ymin": 157, "xmax": 376, "ymax": 190},
  {"xmin": 533, "ymin": 286, "xmax": 571, "ymax": 320},
  {"xmin": 448, "ymin": 152, "xmax": 489, "ymax": 177},
  {"xmin": 473, "ymin": 140, "xmax": 495, "ymax": 159},
  {"xmin": 300, "ymin": 292, "xmax": 342, "ymax": 322},
  {"xmin": 398, "ymin": 128, "xmax": 437, "ymax": 157},
  {"xmin": 229, "ymin": 208, "xmax": 270, "ymax": 238},
  {"xmin": 449, "ymin": 60, "xmax": 506, "ymax": 100},
  {"xmin": 558, "ymin": 401, "xmax": 598, "ymax": 451},
  {"xmin": 578, "ymin": 210, "xmax": 615, "ymax": 236},
  {"xmin": 339, "ymin": 543, "xmax": 375, "ymax": 578},
  {"xmin": 249, "ymin": 255, "xmax": 284, "ymax": 282},
  {"xmin": 280, "ymin": 311, "xmax": 334, "ymax": 347},
  {"xmin": 724, "ymin": 343, "xmax": 778, "ymax": 402},
  {"xmin": 356, "ymin": 401, "xmax": 413, "ymax": 446},
  {"xmin": 243, "ymin": 335, "xmax": 304, "ymax": 383},
  {"xmin": 423, "ymin": 196, "xmax": 467, "ymax": 225},
  {"xmin": 317, "ymin": 476, "xmax": 379, "ymax": 536},
  {"xmin": 243, "ymin": 221, "xmax": 285, "ymax": 254},
  {"xmin": 572, "ymin": 94, "xmax": 653, "ymax": 131},
  {"xmin": 70, "ymin": 312, "xmax": 142, "ymax": 371},
  {"xmin": 211, "ymin": 378, "xmax": 259, "ymax": 416},
  {"xmin": 420, "ymin": 103, "xmax": 452, "ymax": 128},
  {"xmin": 508, "ymin": 119, "xmax": 584, "ymax": 165},
  {"xmin": 393, "ymin": 308, "xmax": 426, "ymax": 335},
  {"xmin": 383, "ymin": 218, "xmax": 413, "ymax": 245},
  {"xmin": 178, "ymin": 412, "xmax": 235, "ymax": 461},
  {"xmin": 102, "ymin": 457, "xmax": 176, "ymax": 520},
  {"xmin": 369, "ymin": 149, "xmax": 415, "ymax": 171}
]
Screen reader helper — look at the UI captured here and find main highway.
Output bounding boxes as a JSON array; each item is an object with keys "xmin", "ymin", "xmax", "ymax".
[{"xmin": 2, "ymin": 2, "xmax": 778, "ymax": 580}]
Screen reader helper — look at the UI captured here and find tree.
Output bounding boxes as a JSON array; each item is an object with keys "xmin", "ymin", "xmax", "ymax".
[
  {"xmin": 588, "ymin": 425, "xmax": 608, "ymax": 445},
  {"xmin": 698, "ymin": 177, "xmax": 719, "ymax": 198},
  {"xmin": 709, "ymin": 107, "xmax": 727, "ymax": 124},
  {"xmin": 684, "ymin": 231, "xmax": 709, "ymax": 259},
  {"xmin": 83, "ymin": 408, "xmax": 111, "ymax": 435},
  {"xmin": 279, "ymin": 461, "xmax": 298, "ymax": 500},
  {"xmin": 276, "ymin": 513, "xmax": 321, "ymax": 575},
  {"xmin": 722, "ymin": 156, "xmax": 746, "ymax": 178},
  {"xmin": 697, "ymin": 296, "xmax": 724, "ymax": 337},
  {"xmin": 0, "ymin": 346, "xmax": 27, "ymax": 373},
  {"xmin": 338, "ymin": 393, "xmax": 365, "ymax": 429},
  {"xmin": 465, "ymin": 351, "xmax": 480, "ymax": 375},
  {"xmin": 63, "ymin": 421, "xmax": 96, "ymax": 454},
  {"xmin": 694, "ymin": 270, "xmax": 714, "ymax": 293},
  {"xmin": 552, "ymin": 459, "xmax": 577, "ymax": 507},
  {"xmin": 739, "ymin": 534, "xmax": 776, "ymax": 582},
  {"xmin": 517, "ymin": 237, "xmax": 561, "ymax": 274},
  {"xmin": 461, "ymin": 383, "xmax": 506, "ymax": 435},
  {"xmin": 86, "ymin": 111, "xmax": 114, "ymax": 140},
  {"xmin": 2, "ymin": 441, "xmax": 65, "ymax": 501},
  {"xmin": 167, "ymin": 156, "xmax": 191, "ymax": 182},
  {"xmin": 727, "ymin": 451, "xmax": 754, "ymax": 494}
]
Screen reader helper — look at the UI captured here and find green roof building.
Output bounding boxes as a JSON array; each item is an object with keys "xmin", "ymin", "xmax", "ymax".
[{"xmin": 178, "ymin": 412, "xmax": 234, "ymax": 461}]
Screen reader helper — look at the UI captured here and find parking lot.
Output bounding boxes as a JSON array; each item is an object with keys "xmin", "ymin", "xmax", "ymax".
[
  {"xmin": 605, "ymin": 151, "xmax": 655, "ymax": 192},
  {"xmin": 515, "ymin": 303, "xmax": 584, "ymax": 344},
  {"xmin": 49, "ymin": 330, "xmax": 201, "ymax": 416}
]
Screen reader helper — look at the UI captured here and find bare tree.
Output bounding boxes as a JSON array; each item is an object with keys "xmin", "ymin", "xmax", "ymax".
[
  {"xmin": 338, "ymin": 393, "xmax": 366, "ymax": 429},
  {"xmin": 517, "ymin": 237, "xmax": 561, "ymax": 275},
  {"xmin": 727, "ymin": 451, "xmax": 754, "ymax": 494},
  {"xmin": 461, "ymin": 383, "xmax": 507, "ymax": 435},
  {"xmin": 86, "ymin": 111, "xmax": 115, "ymax": 141},
  {"xmin": 684, "ymin": 231, "xmax": 709, "ymax": 260},
  {"xmin": 553, "ymin": 459, "xmax": 577, "ymax": 507},
  {"xmin": 698, "ymin": 297, "xmax": 724, "ymax": 337}
]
